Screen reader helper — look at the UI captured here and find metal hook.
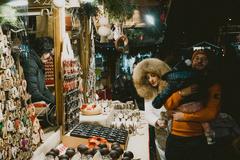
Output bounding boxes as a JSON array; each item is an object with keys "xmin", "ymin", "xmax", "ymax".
[{"xmin": 40, "ymin": 8, "xmax": 50, "ymax": 16}]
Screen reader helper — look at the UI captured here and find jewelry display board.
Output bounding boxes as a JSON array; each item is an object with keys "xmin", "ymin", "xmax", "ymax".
[
  {"xmin": 61, "ymin": 34, "xmax": 84, "ymax": 134},
  {"xmin": 62, "ymin": 59, "xmax": 83, "ymax": 133}
]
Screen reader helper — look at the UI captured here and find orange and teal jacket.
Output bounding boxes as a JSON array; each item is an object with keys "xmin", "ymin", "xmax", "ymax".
[{"xmin": 165, "ymin": 83, "xmax": 221, "ymax": 137}]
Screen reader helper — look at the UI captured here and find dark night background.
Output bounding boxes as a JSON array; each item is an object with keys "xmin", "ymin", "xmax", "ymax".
[
  {"xmin": 162, "ymin": 0, "xmax": 240, "ymax": 125},
  {"xmin": 165, "ymin": 0, "xmax": 240, "ymax": 46},
  {"xmin": 160, "ymin": 1, "xmax": 240, "ymax": 159}
]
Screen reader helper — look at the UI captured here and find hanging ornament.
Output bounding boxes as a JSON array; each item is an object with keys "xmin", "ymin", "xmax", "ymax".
[
  {"xmin": 99, "ymin": 16, "xmax": 108, "ymax": 26},
  {"xmin": 113, "ymin": 24, "xmax": 121, "ymax": 40},
  {"xmin": 97, "ymin": 16, "xmax": 111, "ymax": 43},
  {"xmin": 98, "ymin": 26, "xmax": 111, "ymax": 37},
  {"xmin": 115, "ymin": 35, "xmax": 129, "ymax": 53}
]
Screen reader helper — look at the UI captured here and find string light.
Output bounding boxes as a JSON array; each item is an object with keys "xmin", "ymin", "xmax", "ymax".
[{"xmin": 145, "ymin": 14, "xmax": 155, "ymax": 25}]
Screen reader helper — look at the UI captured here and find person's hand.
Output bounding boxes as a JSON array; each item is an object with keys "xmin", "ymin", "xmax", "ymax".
[
  {"xmin": 179, "ymin": 84, "xmax": 199, "ymax": 97},
  {"xmin": 172, "ymin": 111, "xmax": 185, "ymax": 121},
  {"xmin": 156, "ymin": 119, "xmax": 167, "ymax": 128}
]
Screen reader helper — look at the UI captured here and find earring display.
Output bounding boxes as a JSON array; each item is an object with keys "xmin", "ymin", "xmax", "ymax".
[
  {"xmin": 0, "ymin": 27, "xmax": 44, "ymax": 159},
  {"xmin": 62, "ymin": 59, "xmax": 84, "ymax": 133}
]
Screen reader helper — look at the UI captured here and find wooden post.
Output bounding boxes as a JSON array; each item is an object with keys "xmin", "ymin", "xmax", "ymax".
[{"xmin": 53, "ymin": 5, "xmax": 65, "ymax": 135}]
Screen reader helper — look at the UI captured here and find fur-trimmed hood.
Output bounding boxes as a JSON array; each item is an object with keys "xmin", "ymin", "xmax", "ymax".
[{"xmin": 132, "ymin": 58, "xmax": 171, "ymax": 100}]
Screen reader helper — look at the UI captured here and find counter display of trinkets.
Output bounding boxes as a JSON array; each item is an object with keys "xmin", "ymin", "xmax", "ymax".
[
  {"xmin": 110, "ymin": 109, "xmax": 141, "ymax": 135},
  {"xmin": 45, "ymin": 141, "xmax": 135, "ymax": 160},
  {"xmin": 0, "ymin": 27, "xmax": 43, "ymax": 159},
  {"xmin": 63, "ymin": 59, "xmax": 84, "ymax": 133},
  {"xmin": 109, "ymin": 101, "xmax": 141, "ymax": 135}
]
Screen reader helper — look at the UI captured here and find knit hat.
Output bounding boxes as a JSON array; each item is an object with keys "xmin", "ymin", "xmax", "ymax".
[{"xmin": 192, "ymin": 50, "xmax": 208, "ymax": 60}]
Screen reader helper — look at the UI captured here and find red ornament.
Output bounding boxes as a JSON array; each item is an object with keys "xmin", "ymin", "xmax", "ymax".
[{"xmin": 160, "ymin": 13, "xmax": 166, "ymax": 23}]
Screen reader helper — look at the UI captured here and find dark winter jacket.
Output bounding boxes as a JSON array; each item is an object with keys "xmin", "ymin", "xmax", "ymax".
[
  {"xmin": 152, "ymin": 69, "xmax": 205, "ymax": 108},
  {"xmin": 21, "ymin": 49, "xmax": 55, "ymax": 104}
]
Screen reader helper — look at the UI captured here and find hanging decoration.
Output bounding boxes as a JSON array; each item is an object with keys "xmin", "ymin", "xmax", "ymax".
[
  {"xmin": 67, "ymin": 1, "xmax": 99, "ymax": 31},
  {"xmin": 95, "ymin": 0, "xmax": 135, "ymax": 52},
  {"xmin": 77, "ymin": 2, "xmax": 99, "ymax": 19},
  {"xmin": 115, "ymin": 35, "xmax": 129, "ymax": 53},
  {"xmin": 61, "ymin": 33, "xmax": 83, "ymax": 133},
  {"xmin": 102, "ymin": 0, "xmax": 136, "ymax": 22},
  {"xmin": 97, "ymin": 16, "xmax": 111, "ymax": 43},
  {"xmin": 0, "ymin": 26, "xmax": 44, "ymax": 159},
  {"xmin": 0, "ymin": 5, "xmax": 22, "ymax": 28}
]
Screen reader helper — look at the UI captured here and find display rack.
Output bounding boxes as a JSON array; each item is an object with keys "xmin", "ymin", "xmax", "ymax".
[
  {"xmin": 0, "ymin": 27, "xmax": 43, "ymax": 159},
  {"xmin": 61, "ymin": 33, "xmax": 84, "ymax": 134},
  {"xmin": 62, "ymin": 59, "xmax": 83, "ymax": 133}
]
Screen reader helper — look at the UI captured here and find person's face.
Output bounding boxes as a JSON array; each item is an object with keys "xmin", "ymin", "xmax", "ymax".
[
  {"xmin": 146, "ymin": 73, "xmax": 160, "ymax": 87},
  {"xmin": 192, "ymin": 54, "xmax": 208, "ymax": 71},
  {"xmin": 40, "ymin": 52, "xmax": 51, "ymax": 63}
]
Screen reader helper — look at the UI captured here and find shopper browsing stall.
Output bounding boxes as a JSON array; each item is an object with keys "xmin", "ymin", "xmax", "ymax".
[
  {"xmin": 132, "ymin": 58, "xmax": 171, "ymax": 160},
  {"xmin": 21, "ymin": 36, "xmax": 55, "ymax": 126}
]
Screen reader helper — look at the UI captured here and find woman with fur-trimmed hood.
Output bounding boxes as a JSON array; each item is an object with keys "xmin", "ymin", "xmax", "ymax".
[
  {"xmin": 133, "ymin": 58, "xmax": 171, "ymax": 100},
  {"xmin": 132, "ymin": 58, "xmax": 171, "ymax": 160}
]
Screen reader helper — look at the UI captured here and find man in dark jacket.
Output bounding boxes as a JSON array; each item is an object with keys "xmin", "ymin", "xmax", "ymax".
[
  {"xmin": 22, "ymin": 37, "xmax": 55, "ymax": 104},
  {"xmin": 21, "ymin": 37, "xmax": 55, "ymax": 126}
]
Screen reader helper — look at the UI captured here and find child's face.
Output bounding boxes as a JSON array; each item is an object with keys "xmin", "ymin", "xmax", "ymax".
[
  {"xmin": 192, "ymin": 54, "xmax": 208, "ymax": 71},
  {"xmin": 146, "ymin": 73, "xmax": 160, "ymax": 87}
]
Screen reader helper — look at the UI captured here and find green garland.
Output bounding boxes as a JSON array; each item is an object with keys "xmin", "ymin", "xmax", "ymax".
[
  {"xmin": 0, "ymin": 5, "xmax": 18, "ymax": 27},
  {"xmin": 77, "ymin": 2, "xmax": 99, "ymax": 18},
  {"xmin": 126, "ymin": 29, "xmax": 144, "ymax": 40},
  {"xmin": 101, "ymin": 0, "xmax": 136, "ymax": 22}
]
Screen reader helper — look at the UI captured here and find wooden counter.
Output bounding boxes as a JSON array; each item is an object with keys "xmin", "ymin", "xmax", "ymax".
[{"xmin": 62, "ymin": 111, "xmax": 150, "ymax": 159}]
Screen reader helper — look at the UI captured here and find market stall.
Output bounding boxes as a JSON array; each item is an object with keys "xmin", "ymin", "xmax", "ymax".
[{"xmin": 0, "ymin": 1, "xmax": 153, "ymax": 159}]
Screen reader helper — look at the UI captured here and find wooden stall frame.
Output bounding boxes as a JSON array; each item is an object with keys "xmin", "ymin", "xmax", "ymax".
[{"xmin": 52, "ymin": 3, "xmax": 65, "ymax": 139}]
